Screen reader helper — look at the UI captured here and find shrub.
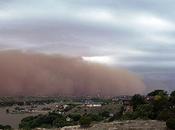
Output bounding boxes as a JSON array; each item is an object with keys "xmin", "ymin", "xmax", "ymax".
[
  {"xmin": 19, "ymin": 112, "xmax": 67, "ymax": 129},
  {"xmin": 0, "ymin": 124, "xmax": 12, "ymax": 130},
  {"xmin": 87, "ymin": 114, "xmax": 103, "ymax": 121},
  {"xmin": 79, "ymin": 116, "xmax": 92, "ymax": 127},
  {"xmin": 100, "ymin": 111, "xmax": 110, "ymax": 118},
  {"xmin": 131, "ymin": 94, "xmax": 145, "ymax": 110},
  {"xmin": 135, "ymin": 104, "xmax": 154, "ymax": 119},
  {"xmin": 148, "ymin": 90, "xmax": 168, "ymax": 96},
  {"xmin": 157, "ymin": 109, "xmax": 173, "ymax": 121},
  {"xmin": 69, "ymin": 114, "xmax": 81, "ymax": 122},
  {"xmin": 121, "ymin": 112, "xmax": 137, "ymax": 120},
  {"xmin": 52, "ymin": 116, "xmax": 67, "ymax": 128},
  {"xmin": 166, "ymin": 118, "xmax": 175, "ymax": 129}
]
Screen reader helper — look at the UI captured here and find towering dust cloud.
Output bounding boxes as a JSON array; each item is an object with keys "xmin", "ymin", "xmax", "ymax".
[{"xmin": 0, "ymin": 51, "xmax": 145, "ymax": 96}]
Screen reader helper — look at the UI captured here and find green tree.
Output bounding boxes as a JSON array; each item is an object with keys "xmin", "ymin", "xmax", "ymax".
[
  {"xmin": 109, "ymin": 106, "xmax": 124, "ymax": 121},
  {"xmin": 169, "ymin": 90, "xmax": 175, "ymax": 107},
  {"xmin": 19, "ymin": 113, "xmax": 67, "ymax": 129},
  {"xmin": 122, "ymin": 104, "xmax": 154, "ymax": 120},
  {"xmin": 0, "ymin": 124, "xmax": 12, "ymax": 130},
  {"xmin": 170, "ymin": 91, "xmax": 175, "ymax": 97},
  {"xmin": 87, "ymin": 114, "xmax": 103, "ymax": 121},
  {"xmin": 3, "ymin": 125, "xmax": 12, "ymax": 130},
  {"xmin": 79, "ymin": 116, "xmax": 92, "ymax": 127},
  {"xmin": 134, "ymin": 104, "xmax": 154, "ymax": 119},
  {"xmin": 146, "ymin": 90, "xmax": 169, "ymax": 119},
  {"xmin": 131, "ymin": 94, "xmax": 145, "ymax": 110},
  {"xmin": 153, "ymin": 94, "xmax": 169, "ymax": 112},
  {"xmin": 166, "ymin": 118, "xmax": 175, "ymax": 129},
  {"xmin": 121, "ymin": 112, "xmax": 137, "ymax": 120},
  {"xmin": 147, "ymin": 90, "xmax": 168, "ymax": 96},
  {"xmin": 157, "ymin": 109, "xmax": 174, "ymax": 121},
  {"xmin": 100, "ymin": 111, "xmax": 110, "ymax": 118},
  {"xmin": 69, "ymin": 114, "xmax": 81, "ymax": 122},
  {"xmin": 52, "ymin": 116, "xmax": 67, "ymax": 128}
]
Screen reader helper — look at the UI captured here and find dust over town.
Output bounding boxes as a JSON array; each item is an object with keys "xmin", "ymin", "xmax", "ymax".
[{"xmin": 0, "ymin": 51, "xmax": 145, "ymax": 96}]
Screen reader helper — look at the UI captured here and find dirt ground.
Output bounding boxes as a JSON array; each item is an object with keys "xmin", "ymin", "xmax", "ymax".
[{"xmin": 33, "ymin": 120, "xmax": 167, "ymax": 130}]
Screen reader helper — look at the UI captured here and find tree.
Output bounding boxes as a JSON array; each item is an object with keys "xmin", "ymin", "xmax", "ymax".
[
  {"xmin": 131, "ymin": 94, "xmax": 145, "ymax": 110},
  {"xmin": 134, "ymin": 104, "xmax": 154, "ymax": 119},
  {"xmin": 109, "ymin": 106, "xmax": 124, "ymax": 121},
  {"xmin": 157, "ymin": 109, "xmax": 174, "ymax": 121},
  {"xmin": 3, "ymin": 125, "xmax": 12, "ymax": 130},
  {"xmin": 146, "ymin": 90, "xmax": 169, "ymax": 119},
  {"xmin": 166, "ymin": 118, "xmax": 175, "ymax": 129},
  {"xmin": 153, "ymin": 94, "xmax": 169, "ymax": 112},
  {"xmin": 100, "ymin": 111, "xmax": 110, "ymax": 118},
  {"xmin": 79, "ymin": 116, "xmax": 92, "ymax": 127},
  {"xmin": 69, "ymin": 114, "xmax": 81, "ymax": 122},
  {"xmin": 19, "ymin": 112, "xmax": 68, "ymax": 129},
  {"xmin": 87, "ymin": 114, "xmax": 103, "ymax": 121},
  {"xmin": 19, "ymin": 116, "xmax": 36, "ymax": 129},
  {"xmin": 121, "ymin": 112, "xmax": 137, "ymax": 120},
  {"xmin": 0, "ymin": 124, "xmax": 12, "ymax": 130},
  {"xmin": 169, "ymin": 90, "xmax": 175, "ymax": 107},
  {"xmin": 52, "ymin": 116, "xmax": 67, "ymax": 128},
  {"xmin": 147, "ymin": 90, "xmax": 168, "ymax": 96},
  {"xmin": 121, "ymin": 104, "xmax": 154, "ymax": 120},
  {"xmin": 170, "ymin": 91, "xmax": 175, "ymax": 97}
]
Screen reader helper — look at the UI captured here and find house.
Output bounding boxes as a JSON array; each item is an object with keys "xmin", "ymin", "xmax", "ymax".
[
  {"xmin": 112, "ymin": 96, "xmax": 132, "ymax": 105},
  {"xmin": 145, "ymin": 96, "xmax": 154, "ymax": 102},
  {"xmin": 85, "ymin": 103, "xmax": 102, "ymax": 107},
  {"xmin": 66, "ymin": 117, "xmax": 72, "ymax": 122},
  {"xmin": 84, "ymin": 100, "xmax": 102, "ymax": 108},
  {"xmin": 124, "ymin": 105, "xmax": 133, "ymax": 113},
  {"xmin": 113, "ymin": 96, "xmax": 133, "ymax": 113},
  {"xmin": 109, "ymin": 113, "xmax": 114, "ymax": 117}
]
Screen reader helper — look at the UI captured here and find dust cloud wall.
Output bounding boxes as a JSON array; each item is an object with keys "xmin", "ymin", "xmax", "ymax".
[{"xmin": 0, "ymin": 51, "xmax": 145, "ymax": 96}]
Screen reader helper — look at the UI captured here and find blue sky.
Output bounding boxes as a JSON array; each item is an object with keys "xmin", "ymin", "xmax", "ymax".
[{"xmin": 0, "ymin": 0, "xmax": 175, "ymax": 91}]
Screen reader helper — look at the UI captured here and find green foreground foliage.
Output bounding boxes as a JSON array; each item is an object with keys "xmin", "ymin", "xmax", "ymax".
[
  {"xmin": 166, "ymin": 118, "xmax": 175, "ymax": 129},
  {"xmin": 19, "ymin": 112, "xmax": 72, "ymax": 129},
  {"xmin": 19, "ymin": 112, "xmax": 108, "ymax": 129},
  {"xmin": 0, "ymin": 124, "xmax": 12, "ymax": 130},
  {"xmin": 122, "ymin": 90, "xmax": 175, "ymax": 129},
  {"xmin": 79, "ymin": 116, "xmax": 92, "ymax": 127},
  {"xmin": 18, "ymin": 89, "xmax": 175, "ymax": 129}
]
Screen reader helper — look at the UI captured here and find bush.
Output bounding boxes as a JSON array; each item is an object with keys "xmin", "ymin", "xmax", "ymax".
[
  {"xmin": 0, "ymin": 124, "xmax": 12, "ymax": 130},
  {"xmin": 157, "ymin": 109, "xmax": 174, "ymax": 121},
  {"xmin": 135, "ymin": 104, "xmax": 154, "ymax": 119},
  {"xmin": 69, "ymin": 114, "xmax": 81, "ymax": 122},
  {"xmin": 100, "ymin": 111, "xmax": 110, "ymax": 118},
  {"xmin": 109, "ymin": 106, "xmax": 124, "ymax": 121},
  {"xmin": 19, "ymin": 112, "xmax": 68, "ymax": 129},
  {"xmin": 121, "ymin": 112, "xmax": 137, "ymax": 120},
  {"xmin": 131, "ymin": 94, "xmax": 145, "ymax": 110},
  {"xmin": 166, "ymin": 118, "xmax": 175, "ymax": 129},
  {"xmin": 152, "ymin": 94, "xmax": 169, "ymax": 114},
  {"xmin": 148, "ymin": 90, "xmax": 168, "ymax": 96},
  {"xmin": 87, "ymin": 114, "xmax": 103, "ymax": 121},
  {"xmin": 79, "ymin": 116, "xmax": 92, "ymax": 127},
  {"xmin": 3, "ymin": 125, "xmax": 12, "ymax": 130},
  {"xmin": 52, "ymin": 116, "xmax": 67, "ymax": 128}
]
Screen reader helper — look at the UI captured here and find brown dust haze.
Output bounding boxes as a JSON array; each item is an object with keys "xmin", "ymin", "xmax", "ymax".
[{"xmin": 0, "ymin": 51, "xmax": 145, "ymax": 96}]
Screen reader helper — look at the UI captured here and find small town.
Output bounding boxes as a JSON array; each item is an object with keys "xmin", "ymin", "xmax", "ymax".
[{"xmin": 0, "ymin": 89, "xmax": 174, "ymax": 130}]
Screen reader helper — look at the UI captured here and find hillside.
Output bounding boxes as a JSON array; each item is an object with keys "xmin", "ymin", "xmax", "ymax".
[{"xmin": 33, "ymin": 120, "xmax": 166, "ymax": 130}]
